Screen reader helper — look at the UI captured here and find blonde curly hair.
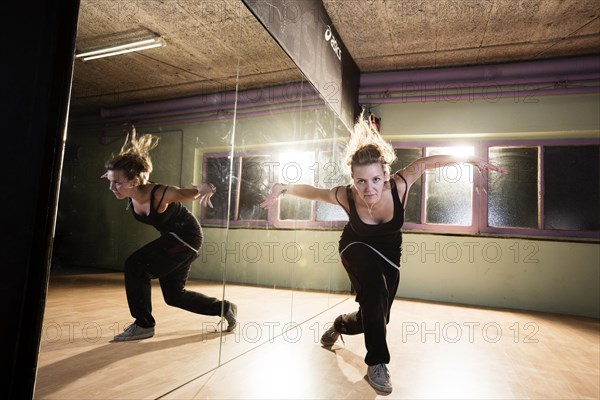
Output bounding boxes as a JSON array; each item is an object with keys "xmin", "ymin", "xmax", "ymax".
[
  {"xmin": 344, "ymin": 111, "xmax": 396, "ymax": 176},
  {"xmin": 104, "ymin": 128, "xmax": 159, "ymax": 184}
]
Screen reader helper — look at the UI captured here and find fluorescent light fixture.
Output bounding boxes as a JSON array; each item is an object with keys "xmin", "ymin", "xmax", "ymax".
[{"xmin": 75, "ymin": 37, "xmax": 164, "ymax": 61}]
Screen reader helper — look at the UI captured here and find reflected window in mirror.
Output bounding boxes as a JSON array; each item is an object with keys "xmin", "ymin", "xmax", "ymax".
[
  {"xmin": 202, "ymin": 154, "xmax": 271, "ymax": 227},
  {"xmin": 201, "ymin": 146, "xmax": 349, "ymax": 229},
  {"xmin": 278, "ymin": 151, "xmax": 315, "ymax": 221},
  {"xmin": 315, "ymin": 150, "xmax": 350, "ymax": 222},
  {"xmin": 238, "ymin": 155, "xmax": 271, "ymax": 221},
  {"xmin": 275, "ymin": 149, "xmax": 349, "ymax": 228}
]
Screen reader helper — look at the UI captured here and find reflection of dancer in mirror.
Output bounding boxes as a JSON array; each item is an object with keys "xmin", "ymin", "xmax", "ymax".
[
  {"xmin": 261, "ymin": 113, "xmax": 506, "ymax": 393},
  {"xmin": 102, "ymin": 130, "xmax": 237, "ymax": 342}
]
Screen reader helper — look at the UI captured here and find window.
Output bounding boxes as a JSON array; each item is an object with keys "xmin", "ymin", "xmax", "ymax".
[
  {"xmin": 203, "ymin": 156, "xmax": 238, "ymax": 224},
  {"xmin": 314, "ymin": 150, "xmax": 349, "ymax": 222},
  {"xmin": 202, "ymin": 154, "xmax": 272, "ymax": 227},
  {"xmin": 276, "ymin": 149, "xmax": 348, "ymax": 228},
  {"xmin": 543, "ymin": 145, "xmax": 600, "ymax": 231},
  {"xmin": 202, "ymin": 148, "xmax": 348, "ymax": 229},
  {"xmin": 487, "ymin": 146, "xmax": 539, "ymax": 229},
  {"xmin": 393, "ymin": 144, "xmax": 477, "ymax": 233},
  {"xmin": 391, "ymin": 148, "xmax": 423, "ymax": 223},
  {"xmin": 278, "ymin": 151, "xmax": 315, "ymax": 221},
  {"xmin": 424, "ymin": 146, "xmax": 475, "ymax": 226},
  {"xmin": 201, "ymin": 139, "xmax": 600, "ymax": 239},
  {"xmin": 483, "ymin": 141, "xmax": 600, "ymax": 237}
]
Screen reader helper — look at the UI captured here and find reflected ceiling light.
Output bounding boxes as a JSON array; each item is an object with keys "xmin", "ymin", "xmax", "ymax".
[{"xmin": 75, "ymin": 37, "xmax": 164, "ymax": 61}]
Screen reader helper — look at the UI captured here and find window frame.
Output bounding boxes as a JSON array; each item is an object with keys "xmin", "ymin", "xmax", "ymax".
[
  {"xmin": 273, "ymin": 146, "xmax": 348, "ymax": 230},
  {"xmin": 200, "ymin": 147, "xmax": 348, "ymax": 230},
  {"xmin": 199, "ymin": 137, "xmax": 600, "ymax": 240},
  {"xmin": 480, "ymin": 138, "xmax": 600, "ymax": 239},
  {"xmin": 201, "ymin": 150, "xmax": 273, "ymax": 228},
  {"xmin": 391, "ymin": 141, "xmax": 481, "ymax": 235}
]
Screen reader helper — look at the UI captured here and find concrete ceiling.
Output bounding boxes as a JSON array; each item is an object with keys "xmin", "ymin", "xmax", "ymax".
[{"xmin": 71, "ymin": 0, "xmax": 600, "ymax": 115}]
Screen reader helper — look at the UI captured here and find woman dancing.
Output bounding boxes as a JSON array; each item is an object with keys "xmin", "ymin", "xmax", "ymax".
[
  {"xmin": 102, "ymin": 130, "xmax": 237, "ymax": 341},
  {"xmin": 260, "ymin": 113, "xmax": 505, "ymax": 392}
]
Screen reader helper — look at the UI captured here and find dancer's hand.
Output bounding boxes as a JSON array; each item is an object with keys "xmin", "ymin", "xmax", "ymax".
[
  {"xmin": 195, "ymin": 183, "xmax": 216, "ymax": 208},
  {"xmin": 260, "ymin": 183, "xmax": 287, "ymax": 209}
]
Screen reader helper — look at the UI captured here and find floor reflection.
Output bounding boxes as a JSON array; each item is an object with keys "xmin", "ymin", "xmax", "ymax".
[
  {"xmin": 34, "ymin": 273, "xmax": 349, "ymax": 399},
  {"xmin": 35, "ymin": 273, "xmax": 223, "ymax": 399},
  {"xmin": 166, "ymin": 299, "xmax": 600, "ymax": 400}
]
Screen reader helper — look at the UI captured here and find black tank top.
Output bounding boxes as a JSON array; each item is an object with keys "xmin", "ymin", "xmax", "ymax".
[
  {"xmin": 130, "ymin": 184, "xmax": 202, "ymax": 248},
  {"xmin": 338, "ymin": 179, "xmax": 405, "ymax": 263}
]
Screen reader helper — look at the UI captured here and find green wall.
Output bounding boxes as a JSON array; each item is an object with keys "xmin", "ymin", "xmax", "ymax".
[{"xmin": 57, "ymin": 92, "xmax": 600, "ymax": 318}]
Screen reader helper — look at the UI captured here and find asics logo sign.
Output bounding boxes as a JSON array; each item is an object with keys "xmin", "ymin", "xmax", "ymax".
[{"xmin": 324, "ymin": 25, "xmax": 342, "ymax": 61}]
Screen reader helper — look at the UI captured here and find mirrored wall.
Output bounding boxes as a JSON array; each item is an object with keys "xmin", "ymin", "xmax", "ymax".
[
  {"xmin": 216, "ymin": 77, "xmax": 352, "ymax": 364},
  {"xmin": 35, "ymin": 2, "xmax": 352, "ymax": 398}
]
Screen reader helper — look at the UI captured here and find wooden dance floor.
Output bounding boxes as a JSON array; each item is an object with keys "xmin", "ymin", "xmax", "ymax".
[{"xmin": 35, "ymin": 271, "xmax": 599, "ymax": 399}]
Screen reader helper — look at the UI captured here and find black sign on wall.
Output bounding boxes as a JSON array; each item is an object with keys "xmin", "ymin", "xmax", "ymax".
[{"xmin": 242, "ymin": 0, "xmax": 360, "ymax": 131}]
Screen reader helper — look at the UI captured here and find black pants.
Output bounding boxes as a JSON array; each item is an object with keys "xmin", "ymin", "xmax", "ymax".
[
  {"xmin": 124, "ymin": 234, "xmax": 226, "ymax": 328},
  {"xmin": 335, "ymin": 244, "xmax": 400, "ymax": 366}
]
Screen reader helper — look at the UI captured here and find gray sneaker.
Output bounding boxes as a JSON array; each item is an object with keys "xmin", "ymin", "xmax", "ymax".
[
  {"xmin": 224, "ymin": 302, "xmax": 237, "ymax": 332},
  {"xmin": 320, "ymin": 326, "xmax": 341, "ymax": 347},
  {"xmin": 367, "ymin": 363, "xmax": 392, "ymax": 393},
  {"xmin": 114, "ymin": 323, "xmax": 154, "ymax": 342}
]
